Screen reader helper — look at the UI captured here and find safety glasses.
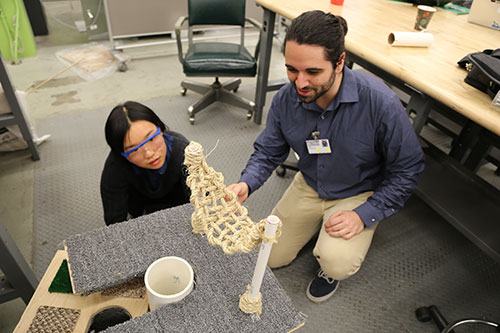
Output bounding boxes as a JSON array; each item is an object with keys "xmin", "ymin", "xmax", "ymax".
[{"xmin": 121, "ymin": 126, "xmax": 161, "ymax": 158}]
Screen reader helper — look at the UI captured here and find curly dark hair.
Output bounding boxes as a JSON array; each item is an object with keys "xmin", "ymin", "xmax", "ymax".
[{"xmin": 284, "ymin": 10, "xmax": 348, "ymax": 68}]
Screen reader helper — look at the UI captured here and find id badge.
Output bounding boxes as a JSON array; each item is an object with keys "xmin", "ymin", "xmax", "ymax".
[{"xmin": 306, "ymin": 139, "xmax": 331, "ymax": 154}]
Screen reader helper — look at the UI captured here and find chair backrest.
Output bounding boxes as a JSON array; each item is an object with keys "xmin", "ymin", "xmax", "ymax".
[{"xmin": 188, "ymin": 0, "xmax": 246, "ymax": 27}]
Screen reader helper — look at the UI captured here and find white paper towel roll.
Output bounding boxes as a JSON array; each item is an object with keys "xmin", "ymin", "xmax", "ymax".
[{"xmin": 388, "ymin": 31, "xmax": 434, "ymax": 47}]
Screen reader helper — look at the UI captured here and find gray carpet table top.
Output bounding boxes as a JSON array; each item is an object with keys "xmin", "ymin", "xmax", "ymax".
[{"xmin": 64, "ymin": 204, "xmax": 304, "ymax": 332}]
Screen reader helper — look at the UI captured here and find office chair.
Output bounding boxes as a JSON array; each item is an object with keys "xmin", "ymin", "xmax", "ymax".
[
  {"xmin": 276, "ymin": 150, "xmax": 299, "ymax": 177},
  {"xmin": 175, "ymin": 0, "xmax": 261, "ymax": 124}
]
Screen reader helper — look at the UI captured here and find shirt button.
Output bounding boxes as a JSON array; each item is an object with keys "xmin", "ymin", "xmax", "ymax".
[
  {"xmin": 371, "ymin": 218, "xmax": 376, "ymax": 222},
  {"xmin": 320, "ymin": 185, "xmax": 325, "ymax": 189},
  {"xmin": 321, "ymin": 115, "xmax": 325, "ymax": 120},
  {"xmin": 320, "ymin": 164, "xmax": 324, "ymax": 168}
]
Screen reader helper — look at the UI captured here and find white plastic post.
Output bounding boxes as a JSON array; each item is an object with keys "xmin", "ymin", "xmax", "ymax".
[
  {"xmin": 248, "ymin": 215, "xmax": 280, "ymax": 300},
  {"xmin": 187, "ymin": 144, "xmax": 200, "ymax": 153}
]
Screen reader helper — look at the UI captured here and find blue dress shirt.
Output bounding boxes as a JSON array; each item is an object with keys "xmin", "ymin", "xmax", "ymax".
[{"xmin": 239, "ymin": 67, "xmax": 425, "ymax": 228}]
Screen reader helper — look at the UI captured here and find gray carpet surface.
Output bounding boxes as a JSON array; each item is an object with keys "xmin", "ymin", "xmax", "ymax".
[
  {"xmin": 34, "ymin": 91, "xmax": 500, "ymax": 332},
  {"xmin": 273, "ymin": 195, "xmax": 500, "ymax": 332},
  {"xmin": 65, "ymin": 204, "xmax": 305, "ymax": 332}
]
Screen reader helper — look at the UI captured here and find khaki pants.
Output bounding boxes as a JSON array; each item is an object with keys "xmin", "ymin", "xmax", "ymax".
[{"xmin": 268, "ymin": 172, "xmax": 377, "ymax": 280}]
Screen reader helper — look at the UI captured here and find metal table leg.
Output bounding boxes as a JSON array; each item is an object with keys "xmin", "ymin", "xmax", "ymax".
[
  {"xmin": 0, "ymin": 218, "xmax": 38, "ymax": 304},
  {"xmin": 407, "ymin": 91, "xmax": 432, "ymax": 135},
  {"xmin": 253, "ymin": 8, "xmax": 276, "ymax": 125},
  {"xmin": 0, "ymin": 54, "xmax": 40, "ymax": 161}
]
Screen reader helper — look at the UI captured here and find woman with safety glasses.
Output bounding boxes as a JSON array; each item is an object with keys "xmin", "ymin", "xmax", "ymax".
[{"xmin": 100, "ymin": 101, "xmax": 191, "ymax": 225}]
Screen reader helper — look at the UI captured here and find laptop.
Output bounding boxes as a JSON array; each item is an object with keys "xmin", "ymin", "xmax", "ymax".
[{"xmin": 468, "ymin": 0, "xmax": 500, "ymax": 30}]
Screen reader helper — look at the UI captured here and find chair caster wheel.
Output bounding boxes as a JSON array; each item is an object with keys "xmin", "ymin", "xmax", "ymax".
[
  {"xmin": 276, "ymin": 166, "xmax": 286, "ymax": 177},
  {"xmin": 181, "ymin": 88, "xmax": 187, "ymax": 96},
  {"xmin": 119, "ymin": 63, "xmax": 127, "ymax": 72},
  {"xmin": 246, "ymin": 111, "xmax": 253, "ymax": 120},
  {"xmin": 415, "ymin": 307, "xmax": 431, "ymax": 322},
  {"xmin": 189, "ymin": 116, "xmax": 195, "ymax": 125}
]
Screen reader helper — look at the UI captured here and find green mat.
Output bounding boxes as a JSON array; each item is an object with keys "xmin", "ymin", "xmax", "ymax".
[
  {"xmin": 442, "ymin": 3, "xmax": 469, "ymax": 15},
  {"xmin": 48, "ymin": 259, "xmax": 73, "ymax": 294},
  {"xmin": 389, "ymin": 0, "xmax": 470, "ymax": 14}
]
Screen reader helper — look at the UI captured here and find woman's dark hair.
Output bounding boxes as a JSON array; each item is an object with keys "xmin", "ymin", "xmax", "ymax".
[
  {"xmin": 104, "ymin": 101, "xmax": 167, "ymax": 154},
  {"xmin": 284, "ymin": 10, "xmax": 348, "ymax": 69}
]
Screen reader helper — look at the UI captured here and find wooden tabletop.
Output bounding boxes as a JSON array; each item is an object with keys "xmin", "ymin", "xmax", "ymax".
[{"xmin": 256, "ymin": 0, "xmax": 500, "ymax": 136}]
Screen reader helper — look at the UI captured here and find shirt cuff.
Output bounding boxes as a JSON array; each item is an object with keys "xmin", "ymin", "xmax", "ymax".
[
  {"xmin": 239, "ymin": 174, "xmax": 258, "ymax": 196},
  {"xmin": 353, "ymin": 201, "xmax": 385, "ymax": 228}
]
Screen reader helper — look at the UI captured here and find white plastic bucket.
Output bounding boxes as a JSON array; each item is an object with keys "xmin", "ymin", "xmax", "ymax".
[{"xmin": 144, "ymin": 256, "xmax": 194, "ymax": 311}]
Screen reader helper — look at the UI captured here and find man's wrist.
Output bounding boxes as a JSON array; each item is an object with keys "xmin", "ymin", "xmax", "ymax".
[
  {"xmin": 239, "ymin": 175, "xmax": 257, "ymax": 196},
  {"xmin": 245, "ymin": 182, "xmax": 252, "ymax": 196}
]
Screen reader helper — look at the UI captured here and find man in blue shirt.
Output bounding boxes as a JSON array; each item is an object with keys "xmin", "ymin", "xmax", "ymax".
[{"xmin": 228, "ymin": 11, "xmax": 425, "ymax": 302}]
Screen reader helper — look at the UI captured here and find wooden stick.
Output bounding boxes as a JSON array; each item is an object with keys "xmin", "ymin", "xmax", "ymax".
[{"xmin": 25, "ymin": 58, "xmax": 85, "ymax": 94}]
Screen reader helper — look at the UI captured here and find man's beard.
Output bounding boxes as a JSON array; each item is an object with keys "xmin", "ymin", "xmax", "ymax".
[{"xmin": 295, "ymin": 71, "xmax": 336, "ymax": 104}]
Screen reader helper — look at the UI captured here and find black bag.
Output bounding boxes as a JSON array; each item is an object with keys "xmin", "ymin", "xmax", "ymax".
[{"xmin": 458, "ymin": 49, "xmax": 500, "ymax": 99}]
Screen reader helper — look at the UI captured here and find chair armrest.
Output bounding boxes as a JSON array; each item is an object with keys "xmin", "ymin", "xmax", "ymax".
[
  {"xmin": 175, "ymin": 16, "xmax": 188, "ymax": 63},
  {"xmin": 245, "ymin": 18, "xmax": 262, "ymax": 60}
]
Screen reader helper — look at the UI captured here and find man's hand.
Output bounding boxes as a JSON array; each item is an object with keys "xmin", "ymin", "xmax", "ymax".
[
  {"xmin": 324, "ymin": 210, "xmax": 365, "ymax": 240},
  {"xmin": 227, "ymin": 182, "xmax": 250, "ymax": 204}
]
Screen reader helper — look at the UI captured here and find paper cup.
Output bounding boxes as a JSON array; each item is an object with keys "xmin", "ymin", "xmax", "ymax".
[
  {"xmin": 414, "ymin": 5, "xmax": 436, "ymax": 31},
  {"xmin": 144, "ymin": 256, "xmax": 194, "ymax": 311}
]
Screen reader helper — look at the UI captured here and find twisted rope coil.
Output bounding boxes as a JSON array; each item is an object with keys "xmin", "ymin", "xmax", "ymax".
[{"xmin": 239, "ymin": 284, "xmax": 262, "ymax": 315}]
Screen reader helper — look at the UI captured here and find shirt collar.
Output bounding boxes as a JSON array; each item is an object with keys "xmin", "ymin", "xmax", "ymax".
[{"xmin": 297, "ymin": 66, "xmax": 360, "ymax": 112}]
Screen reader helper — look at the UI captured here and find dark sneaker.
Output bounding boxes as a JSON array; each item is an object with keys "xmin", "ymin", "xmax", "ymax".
[{"xmin": 306, "ymin": 269, "xmax": 340, "ymax": 303}]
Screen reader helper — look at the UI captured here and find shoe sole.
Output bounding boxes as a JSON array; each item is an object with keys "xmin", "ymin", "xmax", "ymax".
[{"xmin": 305, "ymin": 279, "xmax": 340, "ymax": 303}]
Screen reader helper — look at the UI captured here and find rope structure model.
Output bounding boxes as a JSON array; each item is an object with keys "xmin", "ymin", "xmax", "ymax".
[
  {"xmin": 184, "ymin": 141, "xmax": 281, "ymax": 315},
  {"xmin": 184, "ymin": 141, "xmax": 279, "ymax": 254}
]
